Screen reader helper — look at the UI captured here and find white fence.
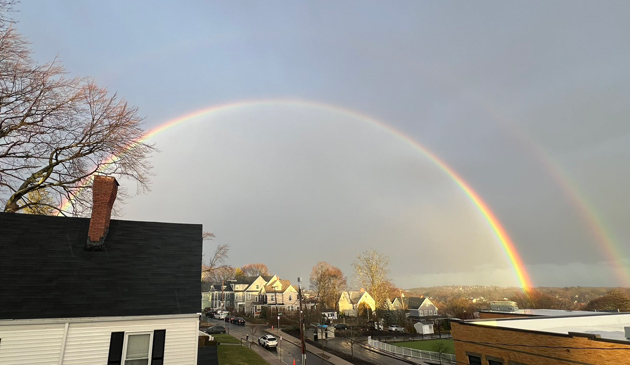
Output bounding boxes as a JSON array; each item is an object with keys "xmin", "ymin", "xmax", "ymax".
[{"xmin": 367, "ymin": 336, "xmax": 457, "ymax": 364}]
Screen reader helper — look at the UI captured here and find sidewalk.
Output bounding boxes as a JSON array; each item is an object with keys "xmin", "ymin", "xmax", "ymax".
[
  {"xmin": 241, "ymin": 338, "xmax": 285, "ymax": 365},
  {"xmin": 267, "ymin": 329, "xmax": 354, "ymax": 365}
]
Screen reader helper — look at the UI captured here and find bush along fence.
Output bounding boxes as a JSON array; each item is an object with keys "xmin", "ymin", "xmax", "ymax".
[{"xmin": 367, "ymin": 336, "xmax": 456, "ymax": 364}]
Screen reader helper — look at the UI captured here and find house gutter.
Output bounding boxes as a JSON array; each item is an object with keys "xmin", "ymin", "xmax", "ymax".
[{"xmin": 58, "ymin": 322, "xmax": 70, "ymax": 365}]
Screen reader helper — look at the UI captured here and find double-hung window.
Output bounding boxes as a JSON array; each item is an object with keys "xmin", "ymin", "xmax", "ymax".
[
  {"xmin": 122, "ymin": 332, "xmax": 153, "ymax": 365},
  {"xmin": 108, "ymin": 329, "xmax": 166, "ymax": 365}
]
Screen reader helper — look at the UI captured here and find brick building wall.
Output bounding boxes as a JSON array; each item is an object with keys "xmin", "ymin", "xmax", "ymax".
[{"xmin": 452, "ymin": 320, "xmax": 630, "ymax": 365}]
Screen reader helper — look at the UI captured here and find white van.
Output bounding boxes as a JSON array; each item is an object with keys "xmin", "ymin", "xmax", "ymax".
[{"xmin": 215, "ymin": 310, "xmax": 228, "ymax": 320}]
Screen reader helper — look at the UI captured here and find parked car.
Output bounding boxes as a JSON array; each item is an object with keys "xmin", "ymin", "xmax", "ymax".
[
  {"xmin": 232, "ymin": 317, "xmax": 246, "ymax": 325},
  {"xmin": 258, "ymin": 335, "xmax": 278, "ymax": 348},
  {"xmin": 205, "ymin": 325, "xmax": 226, "ymax": 334},
  {"xmin": 225, "ymin": 315, "xmax": 236, "ymax": 323},
  {"xmin": 215, "ymin": 311, "xmax": 228, "ymax": 320},
  {"xmin": 204, "ymin": 310, "xmax": 216, "ymax": 318},
  {"xmin": 388, "ymin": 324, "xmax": 405, "ymax": 332},
  {"xmin": 333, "ymin": 323, "xmax": 348, "ymax": 330}
]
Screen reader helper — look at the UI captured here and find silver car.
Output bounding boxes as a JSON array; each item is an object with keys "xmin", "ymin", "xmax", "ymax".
[
  {"xmin": 388, "ymin": 324, "xmax": 405, "ymax": 332},
  {"xmin": 258, "ymin": 335, "xmax": 278, "ymax": 348}
]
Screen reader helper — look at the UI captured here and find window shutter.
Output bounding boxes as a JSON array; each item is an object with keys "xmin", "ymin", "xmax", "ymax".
[
  {"xmin": 151, "ymin": 329, "xmax": 167, "ymax": 365},
  {"xmin": 107, "ymin": 331, "xmax": 125, "ymax": 365}
]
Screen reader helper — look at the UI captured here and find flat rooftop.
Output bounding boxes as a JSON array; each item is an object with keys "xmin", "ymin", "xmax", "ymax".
[
  {"xmin": 472, "ymin": 312, "xmax": 630, "ymax": 342},
  {"xmin": 481, "ymin": 309, "xmax": 596, "ymax": 317}
]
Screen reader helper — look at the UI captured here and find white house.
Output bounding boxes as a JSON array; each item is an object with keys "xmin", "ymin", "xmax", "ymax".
[{"xmin": 0, "ymin": 176, "xmax": 203, "ymax": 365}]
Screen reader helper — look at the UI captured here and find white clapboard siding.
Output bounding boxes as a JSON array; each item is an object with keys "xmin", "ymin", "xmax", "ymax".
[
  {"xmin": 0, "ymin": 315, "xmax": 199, "ymax": 365},
  {"xmin": 0, "ymin": 324, "xmax": 66, "ymax": 365}
]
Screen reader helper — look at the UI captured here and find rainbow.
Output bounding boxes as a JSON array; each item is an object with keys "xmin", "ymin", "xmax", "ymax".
[
  {"xmin": 61, "ymin": 99, "xmax": 534, "ymax": 290},
  {"xmin": 385, "ymin": 57, "xmax": 629, "ymax": 286},
  {"xmin": 478, "ymin": 104, "xmax": 630, "ymax": 287}
]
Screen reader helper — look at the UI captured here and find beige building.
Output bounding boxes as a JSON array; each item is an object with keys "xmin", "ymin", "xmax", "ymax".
[
  {"xmin": 263, "ymin": 278, "xmax": 300, "ymax": 313},
  {"xmin": 338, "ymin": 290, "xmax": 376, "ymax": 317}
]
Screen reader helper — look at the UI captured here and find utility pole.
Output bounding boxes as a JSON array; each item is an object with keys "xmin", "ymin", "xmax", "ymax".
[
  {"xmin": 298, "ymin": 277, "xmax": 306, "ymax": 365},
  {"xmin": 221, "ymin": 280, "xmax": 225, "ymax": 311}
]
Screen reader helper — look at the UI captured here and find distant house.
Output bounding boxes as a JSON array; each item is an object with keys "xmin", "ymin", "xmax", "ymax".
[
  {"xmin": 240, "ymin": 275, "xmax": 277, "ymax": 315},
  {"xmin": 263, "ymin": 278, "xmax": 300, "ymax": 313},
  {"xmin": 403, "ymin": 297, "xmax": 438, "ymax": 318},
  {"xmin": 201, "ymin": 282, "xmax": 235, "ymax": 310},
  {"xmin": 0, "ymin": 176, "xmax": 203, "ymax": 365},
  {"xmin": 386, "ymin": 297, "xmax": 404, "ymax": 311},
  {"xmin": 338, "ymin": 290, "xmax": 376, "ymax": 317}
]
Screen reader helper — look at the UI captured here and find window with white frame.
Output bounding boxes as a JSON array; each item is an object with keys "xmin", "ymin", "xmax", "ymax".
[{"xmin": 122, "ymin": 332, "xmax": 152, "ymax": 365}]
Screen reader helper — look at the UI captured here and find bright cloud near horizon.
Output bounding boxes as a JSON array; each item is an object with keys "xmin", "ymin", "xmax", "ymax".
[{"xmin": 14, "ymin": 1, "xmax": 630, "ymax": 289}]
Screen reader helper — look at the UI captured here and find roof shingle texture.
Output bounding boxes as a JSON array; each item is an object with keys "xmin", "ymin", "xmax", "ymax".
[{"xmin": 0, "ymin": 212, "xmax": 202, "ymax": 320}]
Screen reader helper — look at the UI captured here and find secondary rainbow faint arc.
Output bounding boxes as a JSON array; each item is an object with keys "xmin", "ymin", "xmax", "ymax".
[{"xmin": 61, "ymin": 99, "xmax": 534, "ymax": 290}]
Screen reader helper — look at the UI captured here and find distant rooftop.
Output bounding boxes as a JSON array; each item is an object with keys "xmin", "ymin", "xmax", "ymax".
[
  {"xmin": 472, "ymin": 312, "xmax": 630, "ymax": 342},
  {"xmin": 482, "ymin": 309, "xmax": 596, "ymax": 317}
]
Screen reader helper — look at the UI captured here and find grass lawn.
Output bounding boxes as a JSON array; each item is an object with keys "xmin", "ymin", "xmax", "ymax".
[
  {"xmin": 394, "ymin": 339, "xmax": 455, "ymax": 354},
  {"xmin": 218, "ymin": 345, "xmax": 268, "ymax": 365},
  {"xmin": 213, "ymin": 333, "xmax": 242, "ymax": 344}
]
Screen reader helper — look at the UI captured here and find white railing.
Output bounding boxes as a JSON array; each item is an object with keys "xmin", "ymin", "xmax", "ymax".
[{"xmin": 367, "ymin": 336, "xmax": 456, "ymax": 364}]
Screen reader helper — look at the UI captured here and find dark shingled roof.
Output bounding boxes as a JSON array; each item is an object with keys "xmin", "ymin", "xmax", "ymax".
[
  {"xmin": 404, "ymin": 297, "xmax": 428, "ymax": 309},
  {"xmin": 0, "ymin": 212, "xmax": 202, "ymax": 320}
]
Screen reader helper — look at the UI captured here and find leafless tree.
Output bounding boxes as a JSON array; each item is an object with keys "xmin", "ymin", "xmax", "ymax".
[
  {"xmin": 352, "ymin": 249, "xmax": 390, "ymax": 309},
  {"xmin": 201, "ymin": 232, "xmax": 231, "ymax": 282},
  {"xmin": 241, "ymin": 263, "xmax": 270, "ymax": 276},
  {"xmin": 432, "ymin": 341, "xmax": 450, "ymax": 364},
  {"xmin": 0, "ymin": 1, "xmax": 16, "ymax": 25},
  {"xmin": 203, "ymin": 265, "xmax": 235, "ymax": 283},
  {"xmin": 0, "ymin": 5, "xmax": 153, "ymax": 215},
  {"xmin": 310, "ymin": 261, "xmax": 347, "ymax": 310}
]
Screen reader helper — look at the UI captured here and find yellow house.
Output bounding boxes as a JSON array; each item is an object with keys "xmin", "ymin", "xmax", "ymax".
[{"xmin": 338, "ymin": 290, "xmax": 376, "ymax": 317}]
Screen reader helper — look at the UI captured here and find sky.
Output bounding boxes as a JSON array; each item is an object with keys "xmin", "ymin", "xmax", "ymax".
[{"xmin": 13, "ymin": 1, "xmax": 630, "ymax": 289}]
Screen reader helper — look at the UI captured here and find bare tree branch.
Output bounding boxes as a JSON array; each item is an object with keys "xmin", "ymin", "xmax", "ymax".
[
  {"xmin": 352, "ymin": 249, "xmax": 390, "ymax": 309},
  {"xmin": 0, "ymin": 6, "xmax": 153, "ymax": 215}
]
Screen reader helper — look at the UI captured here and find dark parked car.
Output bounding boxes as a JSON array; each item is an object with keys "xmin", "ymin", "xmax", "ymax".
[
  {"xmin": 333, "ymin": 323, "xmax": 348, "ymax": 330},
  {"xmin": 225, "ymin": 315, "xmax": 236, "ymax": 323},
  {"xmin": 205, "ymin": 325, "xmax": 226, "ymax": 334},
  {"xmin": 204, "ymin": 310, "xmax": 216, "ymax": 318},
  {"xmin": 232, "ymin": 317, "xmax": 246, "ymax": 325}
]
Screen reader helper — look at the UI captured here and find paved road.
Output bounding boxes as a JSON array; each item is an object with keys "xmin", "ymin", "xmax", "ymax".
[
  {"xmin": 303, "ymin": 328, "xmax": 423, "ymax": 365},
  {"xmin": 207, "ymin": 318, "xmax": 328, "ymax": 365}
]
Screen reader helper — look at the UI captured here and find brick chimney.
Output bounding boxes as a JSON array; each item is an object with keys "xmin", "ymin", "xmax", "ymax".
[{"xmin": 85, "ymin": 175, "xmax": 118, "ymax": 251}]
